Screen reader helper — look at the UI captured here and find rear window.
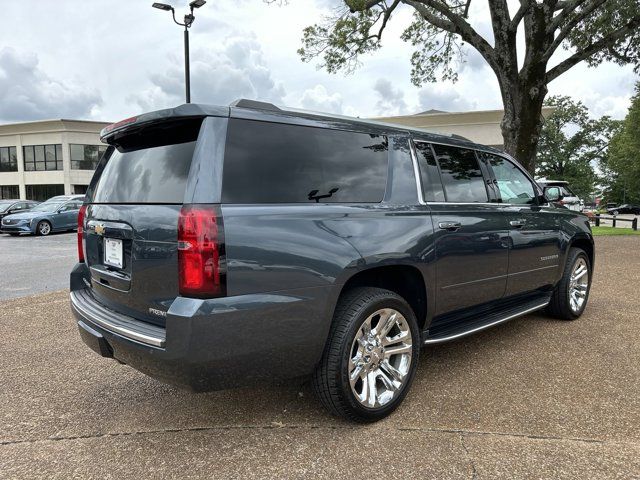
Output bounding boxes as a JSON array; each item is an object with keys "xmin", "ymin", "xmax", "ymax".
[
  {"xmin": 222, "ymin": 119, "xmax": 388, "ymax": 204},
  {"xmin": 91, "ymin": 120, "xmax": 201, "ymax": 204},
  {"xmin": 432, "ymin": 145, "xmax": 488, "ymax": 203}
]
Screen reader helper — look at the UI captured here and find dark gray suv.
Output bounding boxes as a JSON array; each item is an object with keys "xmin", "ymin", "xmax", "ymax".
[{"xmin": 70, "ymin": 100, "xmax": 594, "ymax": 422}]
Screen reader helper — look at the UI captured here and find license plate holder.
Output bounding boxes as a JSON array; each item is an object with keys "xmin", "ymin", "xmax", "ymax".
[{"xmin": 104, "ymin": 238, "xmax": 124, "ymax": 269}]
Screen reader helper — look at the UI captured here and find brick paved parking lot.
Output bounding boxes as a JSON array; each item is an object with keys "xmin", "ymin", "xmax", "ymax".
[{"xmin": 1, "ymin": 236, "xmax": 639, "ymax": 479}]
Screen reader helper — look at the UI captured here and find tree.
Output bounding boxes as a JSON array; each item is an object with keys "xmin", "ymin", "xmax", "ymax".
[
  {"xmin": 601, "ymin": 82, "xmax": 640, "ymax": 204},
  {"xmin": 296, "ymin": 0, "xmax": 640, "ymax": 173},
  {"xmin": 536, "ymin": 95, "xmax": 621, "ymax": 200}
]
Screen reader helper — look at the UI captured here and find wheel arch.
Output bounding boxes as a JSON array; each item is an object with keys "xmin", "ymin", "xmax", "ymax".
[
  {"xmin": 570, "ymin": 235, "xmax": 594, "ymax": 267},
  {"xmin": 331, "ymin": 264, "xmax": 428, "ymax": 332}
]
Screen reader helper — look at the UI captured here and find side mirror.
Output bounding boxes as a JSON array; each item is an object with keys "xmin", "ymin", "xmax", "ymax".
[{"xmin": 544, "ymin": 186, "xmax": 563, "ymax": 202}]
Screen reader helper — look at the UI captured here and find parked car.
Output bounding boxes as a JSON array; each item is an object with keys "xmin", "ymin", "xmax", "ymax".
[
  {"xmin": 1, "ymin": 195, "xmax": 85, "ymax": 236},
  {"xmin": 0, "ymin": 199, "xmax": 40, "ymax": 224},
  {"xmin": 70, "ymin": 100, "xmax": 594, "ymax": 422},
  {"xmin": 606, "ymin": 204, "xmax": 640, "ymax": 215},
  {"xmin": 537, "ymin": 180, "xmax": 583, "ymax": 211}
]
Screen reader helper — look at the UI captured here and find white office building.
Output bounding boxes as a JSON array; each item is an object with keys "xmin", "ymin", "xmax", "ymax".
[{"xmin": 0, "ymin": 119, "xmax": 110, "ymax": 201}]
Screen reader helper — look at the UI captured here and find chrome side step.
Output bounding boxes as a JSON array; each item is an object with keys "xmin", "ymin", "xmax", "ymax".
[{"xmin": 423, "ymin": 299, "xmax": 550, "ymax": 345}]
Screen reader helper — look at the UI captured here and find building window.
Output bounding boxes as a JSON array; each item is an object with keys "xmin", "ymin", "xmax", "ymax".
[
  {"xmin": 0, "ymin": 185, "xmax": 19, "ymax": 199},
  {"xmin": 23, "ymin": 144, "xmax": 63, "ymax": 171},
  {"xmin": 72, "ymin": 184, "xmax": 88, "ymax": 195},
  {"xmin": 0, "ymin": 147, "xmax": 18, "ymax": 172},
  {"xmin": 70, "ymin": 144, "xmax": 107, "ymax": 170},
  {"xmin": 26, "ymin": 184, "xmax": 65, "ymax": 201}
]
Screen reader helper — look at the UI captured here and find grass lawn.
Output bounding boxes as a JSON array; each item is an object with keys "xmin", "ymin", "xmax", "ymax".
[{"xmin": 591, "ymin": 226, "xmax": 640, "ymax": 236}]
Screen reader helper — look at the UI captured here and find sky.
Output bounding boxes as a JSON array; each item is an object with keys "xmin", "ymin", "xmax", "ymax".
[{"xmin": 0, "ymin": 0, "xmax": 637, "ymax": 125}]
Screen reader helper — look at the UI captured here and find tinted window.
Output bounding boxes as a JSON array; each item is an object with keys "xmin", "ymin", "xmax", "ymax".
[
  {"xmin": 23, "ymin": 144, "xmax": 63, "ymax": 171},
  {"xmin": 432, "ymin": 145, "xmax": 488, "ymax": 203},
  {"xmin": 222, "ymin": 119, "xmax": 388, "ymax": 204},
  {"xmin": 0, "ymin": 147, "xmax": 17, "ymax": 172},
  {"xmin": 71, "ymin": 144, "xmax": 108, "ymax": 170},
  {"xmin": 91, "ymin": 120, "xmax": 201, "ymax": 204},
  {"xmin": 414, "ymin": 141, "xmax": 445, "ymax": 202},
  {"xmin": 26, "ymin": 184, "xmax": 65, "ymax": 201},
  {"xmin": 484, "ymin": 154, "xmax": 535, "ymax": 204}
]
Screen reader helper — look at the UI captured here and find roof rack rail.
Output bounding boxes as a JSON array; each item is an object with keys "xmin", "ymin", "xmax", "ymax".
[
  {"xmin": 450, "ymin": 133, "xmax": 472, "ymax": 142},
  {"xmin": 230, "ymin": 99, "xmax": 281, "ymax": 112}
]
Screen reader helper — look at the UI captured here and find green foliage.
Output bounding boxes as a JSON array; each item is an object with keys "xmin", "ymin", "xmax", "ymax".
[
  {"xmin": 298, "ymin": 5, "xmax": 386, "ymax": 74},
  {"xmin": 601, "ymin": 83, "xmax": 640, "ymax": 204},
  {"xmin": 536, "ymin": 96, "xmax": 621, "ymax": 200},
  {"xmin": 591, "ymin": 226, "xmax": 640, "ymax": 236},
  {"xmin": 400, "ymin": 13, "xmax": 461, "ymax": 86},
  {"xmin": 564, "ymin": 0, "xmax": 640, "ymax": 72}
]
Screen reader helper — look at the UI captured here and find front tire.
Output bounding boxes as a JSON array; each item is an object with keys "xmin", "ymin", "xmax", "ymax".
[
  {"xmin": 547, "ymin": 247, "xmax": 592, "ymax": 320},
  {"xmin": 36, "ymin": 221, "xmax": 51, "ymax": 236},
  {"xmin": 312, "ymin": 287, "xmax": 420, "ymax": 422}
]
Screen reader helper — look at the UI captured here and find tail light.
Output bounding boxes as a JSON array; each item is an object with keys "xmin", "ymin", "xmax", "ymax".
[
  {"xmin": 178, "ymin": 204, "xmax": 226, "ymax": 298},
  {"xmin": 77, "ymin": 205, "xmax": 87, "ymax": 262}
]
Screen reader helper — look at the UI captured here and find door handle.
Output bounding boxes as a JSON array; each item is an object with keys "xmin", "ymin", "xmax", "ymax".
[
  {"xmin": 438, "ymin": 221, "xmax": 462, "ymax": 231},
  {"xmin": 510, "ymin": 219, "xmax": 526, "ymax": 228}
]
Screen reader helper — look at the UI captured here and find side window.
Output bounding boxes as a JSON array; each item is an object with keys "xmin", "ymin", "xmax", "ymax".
[
  {"xmin": 222, "ymin": 119, "xmax": 389, "ymax": 204},
  {"xmin": 414, "ymin": 141, "xmax": 445, "ymax": 202},
  {"xmin": 483, "ymin": 154, "xmax": 536, "ymax": 205},
  {"xmin": 432, "ymin": 145, "xmax": 488, "ymax": 203}
]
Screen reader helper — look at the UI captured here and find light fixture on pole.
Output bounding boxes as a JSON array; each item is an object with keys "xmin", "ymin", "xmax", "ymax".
[{"xmin": 152, "ymin": 1, "xmax": 207, "ymax": 103}]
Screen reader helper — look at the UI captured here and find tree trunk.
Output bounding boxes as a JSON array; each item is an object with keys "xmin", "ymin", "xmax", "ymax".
[{"xmin": 500, "ymin": 77, "xmax": 548, "ymax": 175}]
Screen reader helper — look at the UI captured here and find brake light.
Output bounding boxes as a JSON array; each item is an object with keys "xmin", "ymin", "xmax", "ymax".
[
  {"xmin": 103, "ymin": 116, "xmax": 137, "ymax": 134},
  {"xmin": 77, "ymin": 205, "xmax": 87, "ymax": 262},
  {"xmin": 178, "ymin": 204, "xmax": 226, "ymax": 298}
]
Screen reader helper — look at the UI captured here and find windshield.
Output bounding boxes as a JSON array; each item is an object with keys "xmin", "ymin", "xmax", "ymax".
[
  {"xmin": 0, "ymin": 203, "xmax": 13, "ymax": 213},
  {"xmin": 30, "ymin": 202, "xmax": 63, "ymax": 213}
]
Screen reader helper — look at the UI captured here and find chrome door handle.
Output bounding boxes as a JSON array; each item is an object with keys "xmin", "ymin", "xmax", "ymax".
[
  {"xmin": 510, "ymin": 219, "xmax": 526, "ymax": 228},
  {"xmin": 438, "ymin": 221, "xmax": 462, "ymax": 231}
]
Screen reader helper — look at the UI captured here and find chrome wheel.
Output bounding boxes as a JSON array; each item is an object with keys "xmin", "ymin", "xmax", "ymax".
[
  {"xmin": 348, "ymin": 308, "xmax": 413, "ymax": 409},
  {"xmin": 568, "ymin": 258, "xmax": 589, "ymax": 313},
  {"xmin": 38, "ymin": 222, "xmax": 51, "ymax": 235}
]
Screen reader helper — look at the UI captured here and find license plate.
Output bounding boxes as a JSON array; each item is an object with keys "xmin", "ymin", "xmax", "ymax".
[{"xmin": 104, "ymin": 238, "xmax": 123, "ymax": 269}]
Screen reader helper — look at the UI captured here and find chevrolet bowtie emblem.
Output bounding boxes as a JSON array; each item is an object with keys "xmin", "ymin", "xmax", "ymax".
[{"xmin": 94, "ymin": 224, "xmax": 105, "ymax": 236}]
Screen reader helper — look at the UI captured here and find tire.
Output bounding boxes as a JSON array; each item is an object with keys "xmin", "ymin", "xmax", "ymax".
[
  {"xmin": 547, "ymin": 248, "xmax": 592, "ymax": 320},
  {"xmin": 312, "ymin": 287, "xmax": 420, "ymax": 422},
  {"xmin": 612, "ymin": 210, "xmax": 619, "ymax": 216},
  {"xmin": 36, "ymin": 221, "xmax": 51, "ymax": 236},
  {"xmin": 9, "ymin": 233, "xmax": 19, "ymax": 237}
]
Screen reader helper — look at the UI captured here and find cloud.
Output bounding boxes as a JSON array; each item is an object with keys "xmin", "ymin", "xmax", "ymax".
[
  {"xmin": 130, "ymin": 35, "xmax": 285, "ymax": 111},
  {"xmin": 417, "ymin": 85, "xmax": 477, "ymax": 112},
  {"xmin": 0, "ymin": 47, "xmax": 101, "ymax": 122},
  {"xmin": 373, "ymin": 78, "xmax": 408, "ymax": 115},
  {"xmin": 300, "ymin": 84, "xmax": 343, "ymax": 114}
]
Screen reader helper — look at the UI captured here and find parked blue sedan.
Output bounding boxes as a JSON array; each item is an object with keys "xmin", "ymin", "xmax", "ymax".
[{"xmin": 1, "ymin": 195, "xmax": 85, "ymax": 236}]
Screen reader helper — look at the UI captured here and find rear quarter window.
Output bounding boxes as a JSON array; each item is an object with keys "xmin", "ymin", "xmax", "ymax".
[{"xmin": 222, "ymin": 119, "xmax": 389, "ymax": 204}]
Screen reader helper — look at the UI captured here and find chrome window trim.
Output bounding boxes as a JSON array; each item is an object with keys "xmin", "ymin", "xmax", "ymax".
[{"xmin": 409, "ymin": 138, "xmax": 426, "ymax": 205}]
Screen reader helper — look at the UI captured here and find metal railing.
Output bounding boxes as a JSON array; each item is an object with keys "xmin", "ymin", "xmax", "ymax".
[{"xmin": 593, "ymin": 213, "xmax": 638, "ymax": 230}]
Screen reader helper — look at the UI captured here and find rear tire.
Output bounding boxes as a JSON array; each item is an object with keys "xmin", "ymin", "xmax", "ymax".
[
  {"xmin": 36, "ymin": 221, "xmax": 51, "ymax": 236},
  {"xmin": 312, "ymin": 287, "xmax": 420, "ymax": 422},
  {"xmin": 547, "ymin": 248, "xmax": 591, "ymax": 320},
  {"xmin": 9, "ymin": 233, "xmax": 19, "ymax": 237}
]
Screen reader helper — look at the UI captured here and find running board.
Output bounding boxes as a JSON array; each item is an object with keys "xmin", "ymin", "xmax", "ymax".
[{"xmin": 423, "ymin": 296, "xmax": 550, "ymax": 345}]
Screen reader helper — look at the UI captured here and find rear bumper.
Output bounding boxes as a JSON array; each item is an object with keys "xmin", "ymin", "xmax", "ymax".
[{"xmin": 70, "ymin": 263, "xmax": 334, "ymax": 391}]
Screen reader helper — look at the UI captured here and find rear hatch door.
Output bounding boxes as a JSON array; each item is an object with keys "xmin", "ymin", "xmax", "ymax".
[{"xmin": 84, "ymin": 118, "xmax": 203, "ymax": 327}]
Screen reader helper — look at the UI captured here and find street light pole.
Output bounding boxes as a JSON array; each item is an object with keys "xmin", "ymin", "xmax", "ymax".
[
  {"xmin": 184, "ymin": 26, "xmax": 190, "ymax": 103},
  {"xmin": 152, "ymin": 1, "xmax": 206, "ymax": 104}
]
